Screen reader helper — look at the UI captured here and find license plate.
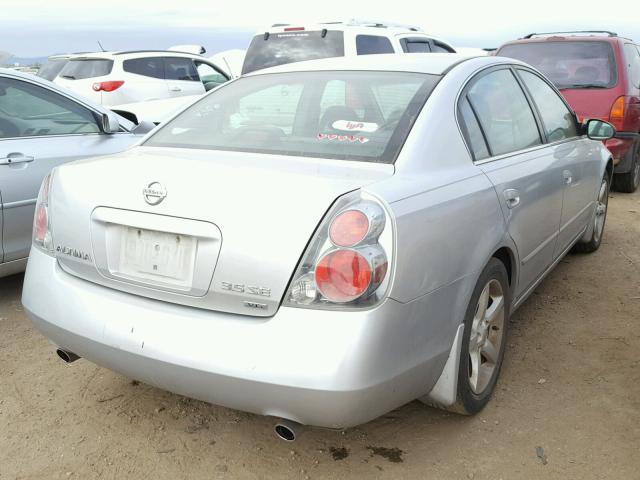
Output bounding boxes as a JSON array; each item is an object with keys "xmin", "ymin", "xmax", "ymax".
[{"xmin": 117, "ymin": 227, "xmax": 197, "ymax": 286}]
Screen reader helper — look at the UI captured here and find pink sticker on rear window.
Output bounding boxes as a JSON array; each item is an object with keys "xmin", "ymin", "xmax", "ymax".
[{"xmin": 317, "ymin": 133, "xmax": 369, "ymax": 143}]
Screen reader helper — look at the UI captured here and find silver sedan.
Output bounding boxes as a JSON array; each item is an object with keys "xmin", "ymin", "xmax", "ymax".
[
  {"xmin": 0, "ymin": 69, "xmax": 152, "ymax": 278},
  {"xmin": 22, "ymin": 54, "xmax": 614, "ymax": 437}
]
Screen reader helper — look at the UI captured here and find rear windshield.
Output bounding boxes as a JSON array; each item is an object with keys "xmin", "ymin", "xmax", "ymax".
[
  {"xmin": 242, "ymin": 31, "xmax": 345, "ymax": 74},
  {"xmin": 37, "ymin": 59, "xmax": 69, "ymax": 81},
  {"xmin": 145, "ymin": 71, "xmax": 440, "ymax": 164},
  {"xmin": 58, "ymin": 59, "xmax": 114, "ymax": 80},
  {"xmin": 498, "ymin": 41, "xmax": 617, "ymax": 89}
]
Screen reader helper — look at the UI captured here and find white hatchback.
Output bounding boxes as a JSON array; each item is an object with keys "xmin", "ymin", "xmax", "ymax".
[{"xmin": 54, "ymin": 50, "xmax": 232, "ymax": 106}]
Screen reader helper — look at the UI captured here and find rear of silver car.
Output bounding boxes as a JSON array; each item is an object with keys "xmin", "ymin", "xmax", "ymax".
[
  {"xmin": 23, "ymin": 156, "xmax": 446, "ymax": 429},
  {"xmin": 22, "ymin": 67, "xmax": 452, "ymax": 428}
]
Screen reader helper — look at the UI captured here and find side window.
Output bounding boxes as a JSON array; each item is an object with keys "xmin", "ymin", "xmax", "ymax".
[
  {"xmin": 356, "ymin": 35, "xmax": 394, "ymax": 55},
  {"xmin": 123, "ymin": 58, "xmax": 164, "ymax": 79},
  {"xmin": 432, "ymin": 42, "xmax": 454, "ymax": 53},
  {"xmin": 467, "ymin": 69, "xmax": 541, "ymax": 156},
  {"xmin": 164, "ymin": 57, "xmax": 199, "ymax": 81},
  {"xmin": 518, "ymin": 70, "xmax": 578, "ymax": 142},
  {"xmin": 195, "ymin": 62, "xmax": 228, "ymax": 91},
  {"xmin": 624, "ymin": 44, "xmax": 640, "ymax": 88},
  {"xmin": 459, "ymin": 97, "xmax": 490, "ymax": 160},
  {"xmin": 400, "ymin": 38, "xmax": 432, "ymax": 53},
  {"xmin": 0, "ymin": 77, "xmax": 101, "ymax": 139}
]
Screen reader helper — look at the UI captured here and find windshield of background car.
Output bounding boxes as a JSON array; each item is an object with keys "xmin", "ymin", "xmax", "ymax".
[
  {"xmin": 145, "ymin": 71, "xmax": 440, "ymax": 163},
  {"xmin": 58, "ymin": 59, "xmax": 114, "ymax": 80},
  {"xmin": 37, "ymin": 59, "xmax": 69, "ymax": 81},
  {"xmin": 242, "ymin": 31, "xmax": 345, "ymax": 74},
  {"xmin": 498, "ymin": 41, "xmax": 617, "ymax": 89}
]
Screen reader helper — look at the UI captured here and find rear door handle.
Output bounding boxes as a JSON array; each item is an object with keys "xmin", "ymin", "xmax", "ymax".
[
  {"xmin": 503, "ymin": 188, "xmax": 520, "ymax": 209},
  {"xmin": 563, "ymin": 170, "xmax": 573, "ymax": 185},
  {"xmin": 0, "ymin": 152, "xmax": 35, "ymax": 165},
  {"xmin": 169, "ymin": 86, "xmax": 181, "ymax": 92}
]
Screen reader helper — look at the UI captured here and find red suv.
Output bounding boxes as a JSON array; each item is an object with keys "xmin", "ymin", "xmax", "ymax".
[{"xmin": 497, "ymin": 31, "xmax": 640, "ymax": 192}]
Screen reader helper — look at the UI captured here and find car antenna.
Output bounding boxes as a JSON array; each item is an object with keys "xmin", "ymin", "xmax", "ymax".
[{"xmin": 97, "ymin": 40, "xmax": 106, "ymax": 52}]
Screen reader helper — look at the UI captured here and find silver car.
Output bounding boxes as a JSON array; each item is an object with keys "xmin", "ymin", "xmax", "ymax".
[
  {"xmin": 0, "ymin": 69, "xmax": 152, "ymax": 278},
  {"xmin": 22, "ymin": 54, "xmax": 614, "ymax": 437}
]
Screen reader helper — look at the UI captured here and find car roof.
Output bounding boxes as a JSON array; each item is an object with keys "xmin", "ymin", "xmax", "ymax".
[
  {"xmin": 245, "ymin": 53, "xmax": 484, "ymax": 77},
  {"xmin": 256, "ymin": 22, "xmax": 454, "ymax": 48},
  {"xmin": 66, "ymin": 50, "xmax": 203, "ymax": 60},
  {"xmin": 499, "ymin": 33, "xmax": 632, "ymax": 49}
]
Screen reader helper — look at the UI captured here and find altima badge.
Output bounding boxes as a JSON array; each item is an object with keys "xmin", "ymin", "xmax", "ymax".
[{"xmin": 143, "ymin": 182, "xmax": 167, "ymax": 205}]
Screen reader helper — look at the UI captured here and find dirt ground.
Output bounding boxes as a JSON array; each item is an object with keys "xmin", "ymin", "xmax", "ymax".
[{"xmin": 1, "ymin": 190, "xmax": 639, "ymax": 480}]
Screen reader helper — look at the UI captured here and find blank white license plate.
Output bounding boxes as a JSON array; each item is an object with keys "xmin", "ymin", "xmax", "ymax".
[{"xmin": 118, "ymin": 227, "xmax": 197, "ymax": 286}]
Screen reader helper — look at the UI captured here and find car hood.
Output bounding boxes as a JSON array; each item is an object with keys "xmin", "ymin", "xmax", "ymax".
[{"xmin": 50, "ymin": 146, "xmax": 393, "ymax": 316}]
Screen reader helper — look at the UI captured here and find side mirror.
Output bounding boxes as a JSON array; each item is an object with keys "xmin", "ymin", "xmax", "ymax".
[
  {"xmin": 585, "ymin": 118, "xmax": 615, "ymax": 141},
  {"xmin": 132, "ymin": 120, "xmax": 157, "ymax": 135},
  {"xmin": 100, "ymin": 112, "xmax": 121, "ymax": 134}
]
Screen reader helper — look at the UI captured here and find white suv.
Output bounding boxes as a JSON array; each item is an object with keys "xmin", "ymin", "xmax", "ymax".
[
  {"xmin": 242, "ymin": 20, "xmax": 456, "ymax": 74},
  {"xmin": 54, "ymin": 50, "xmax": 232, "ymax": 106}
]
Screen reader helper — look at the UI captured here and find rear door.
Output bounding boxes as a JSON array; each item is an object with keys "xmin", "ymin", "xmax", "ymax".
[
  {"xmin": 164, "ymin": 57, "xmax": 205, "ymax": 97},
  {"xmin": 515, "ymin": 67, "xmax": 598, "ymax": 255},
  {"xmin": 121, "ymin": 56, "xmax": 170, "ymax": 102},
  {"xmin": 0, "ymin": 75, "xmax": 136, "ymax": 263},
  {"xmin": 458, "ymin": 66, "xmax": 564, "ymax": 298}
]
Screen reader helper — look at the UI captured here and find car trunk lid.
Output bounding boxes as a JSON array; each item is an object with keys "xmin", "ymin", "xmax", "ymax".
[{"xmin": 50, "ymin": 146, "xmax": 393, "ymax": 316}]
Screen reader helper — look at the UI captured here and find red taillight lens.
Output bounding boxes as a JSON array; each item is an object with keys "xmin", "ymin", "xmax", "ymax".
[
  {"xmin": 92, "ymin": 80, "xmax": 125, "ymax": 92},
  {"xmin": 329, "ymin": 209, "xmax": 369, "ymax": 247},
  {"xmin": 284, "ymin": 27, "xmax": 305, "ymax": 31},
  {"xmin": 609, "ymin": 96, "xmax": 626, "ymax": 130},
  {"xmin": 35, "ymin": 204, "xmax": 48, "ymax": 243},
  {"xmin": 315, "ymin": 249, "xmax": 372, "ymax": 302}
]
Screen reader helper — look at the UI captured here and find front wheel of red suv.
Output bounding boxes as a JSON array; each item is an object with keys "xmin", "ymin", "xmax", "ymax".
[{"xmin": 612, "ymin": 140, "xmax": 640, "ymax": 193}]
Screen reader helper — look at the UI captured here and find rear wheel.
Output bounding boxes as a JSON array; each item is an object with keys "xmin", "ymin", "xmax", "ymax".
[
  {"xmin": 574, "ymin": 173, "xmax": 609, "ymax": 254},
  {"xmin": 448, "ymin": 258, "xmax": 510, "ymax": 415},
  {"xmin": 612, "ymin": 141, "xmax": 640, "ymax": 193}
]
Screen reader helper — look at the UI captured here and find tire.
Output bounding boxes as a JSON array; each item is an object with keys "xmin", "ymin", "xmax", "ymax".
[
  {"xmin": 612, "ymin": 142, "xmax": 640, "ymax": 193},
  {"xmin": 573, "ymin": 173, "xmax": 609, "ymax": 254},
  {"xmin": 447, "ymin": 258, "xmax": 511, "ymax": 415}
]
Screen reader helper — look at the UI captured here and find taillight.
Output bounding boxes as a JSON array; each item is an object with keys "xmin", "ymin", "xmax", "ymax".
[
  {"xmin": 33, "ymin": 173, "xmax": 54, "ymax": 254},
  {"xmin": 92, "ymin": 80, "xmax": 124, "ymax": 92},
  {"xmin": 609, "ymin": 96, "xmax": 626, "ymax": 131},
  {"xmin": 285, "ymin": 192, "xmax": 393, "ymax": 309},
  {"xmin": 284, "ymin": 27, "xmax": 305, "ymax": 31},
  {"xmin": 329, "ymin": 210, "xmax": 369, "ymax": 247}
]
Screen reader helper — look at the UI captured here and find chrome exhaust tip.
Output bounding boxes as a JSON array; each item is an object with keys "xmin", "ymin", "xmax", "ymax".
[
  {"xmin": 56, "ymin": 348, "xmax": 80, "ymax": 363},
  {"xmin": 274, "ymin": 419, "xmax": 303, "ymax": 442}
]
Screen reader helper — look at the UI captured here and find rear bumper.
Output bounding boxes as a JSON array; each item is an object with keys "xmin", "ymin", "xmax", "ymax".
[
  {"xmin": 605, "ymin": 136, "xmax": 637, "ymax": 171},
  {"xmin": 22, "ymin": 248, "xmax": 456, "ymax": 428}
]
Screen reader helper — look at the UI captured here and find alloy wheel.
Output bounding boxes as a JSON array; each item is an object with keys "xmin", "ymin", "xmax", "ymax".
[
  {"xmin": 593, "ymin": 178, "xmax": 608, "ymax": 244},
  {"xmin": 468, "ymin": 279, "xmax": 505, "ymax": 394}
]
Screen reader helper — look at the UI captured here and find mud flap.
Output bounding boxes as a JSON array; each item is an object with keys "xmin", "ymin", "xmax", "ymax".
[{"xmin": 420, "ymin": 323, "xmax": 464, "ymax": 407}]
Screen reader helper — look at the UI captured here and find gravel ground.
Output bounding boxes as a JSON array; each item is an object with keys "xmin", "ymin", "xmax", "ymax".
[{"xmin": 1, "ymin": 189, "xmax": 638, "ymax": 480}]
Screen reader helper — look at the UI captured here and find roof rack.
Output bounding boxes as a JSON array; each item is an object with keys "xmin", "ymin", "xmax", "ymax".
[
  {"xmin": 111, "ymin": 50, "xmax": 199, "ymax": 56},
  {"xmin": 271, "ymin": 19, "xmax": 422, "ymax": 31},
  {"xmin": 522, "ymin": 30, "xmax": 618, "ymax": 39}
]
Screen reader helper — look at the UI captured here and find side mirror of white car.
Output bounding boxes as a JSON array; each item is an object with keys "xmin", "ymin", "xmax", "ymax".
[{"xmin": 100, "ymin": 112, "xmax": 121, "ymax": 134}]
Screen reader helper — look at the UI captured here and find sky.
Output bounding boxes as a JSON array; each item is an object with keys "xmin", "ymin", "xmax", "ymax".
[{"xmin": 2, "ymin": 0, "xmax": 639, "ymax": 58}]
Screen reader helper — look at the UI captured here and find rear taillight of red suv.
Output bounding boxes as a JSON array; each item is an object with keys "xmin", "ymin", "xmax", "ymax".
[{"xmin": 609, "ymin": 96, "xmax": 627, "ymax": 131}]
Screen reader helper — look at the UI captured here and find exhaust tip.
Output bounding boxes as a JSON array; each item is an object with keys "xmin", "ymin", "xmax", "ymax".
[
  {"xmin": 275, "ymin": 424, "xmax": 296, "ymax": 442},
  {"xmin": 274, "ymin": 419, "xmax": 303, "ymax": 442},
  {"xmin": 56, "ymin": 349, "xmax": 80, "ymax": 363}
]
